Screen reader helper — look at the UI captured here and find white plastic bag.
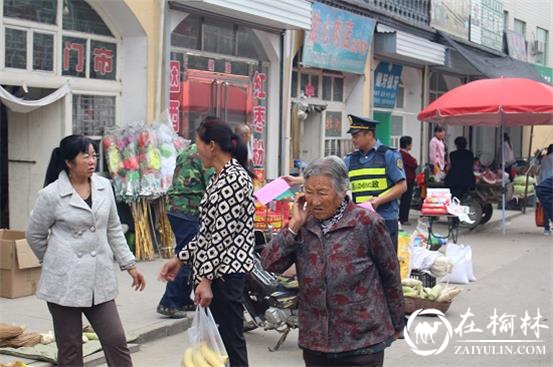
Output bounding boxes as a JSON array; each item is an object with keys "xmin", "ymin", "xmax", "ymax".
[
  {"xmin": 447, "ymin": 197, "xmax": 475, "ymax": 224},
  {"xmin": 440, "ymin": 243, "xmax": 476, "ymax": 284},
  {"xmin": 183, "ymin": 307, "xmax": 229, "ymax": 367}
]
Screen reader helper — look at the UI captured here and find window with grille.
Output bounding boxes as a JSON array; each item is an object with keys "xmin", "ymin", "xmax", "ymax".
[
  {"xmin": 63, "ymin": 0, "xmax": 113, "ymax": 36},
  {"xmin": 390, "ymin": 115, "xmax": 403, "ymax": 149},
  {"xmin": 324, "ymin": 138, "xmax": 353, "ymax": 157},
  {"xmin": 3, "ymin": 0, "xmax": 57, "ymax": 25},
  {"xmin": 72, "ymin": 95, "xmax": 116, "ymax": 137},
  {"xmin": 536, "ymin": 27, "xmax": 549, "ymax": 65},
  {"xmin": 4, "ymin": 28, "xmax": 27, "ymax": 69}
]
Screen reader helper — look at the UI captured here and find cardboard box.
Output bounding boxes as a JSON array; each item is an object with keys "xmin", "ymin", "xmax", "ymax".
[{"xmin": 0, "ymin": 229, "xmax": 41, "ymax": 299}]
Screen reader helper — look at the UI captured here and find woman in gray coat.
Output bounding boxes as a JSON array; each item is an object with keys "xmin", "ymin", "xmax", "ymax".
[{"xmin": 26, "ymin": 135, "xmax": 146, "ymax": 367}]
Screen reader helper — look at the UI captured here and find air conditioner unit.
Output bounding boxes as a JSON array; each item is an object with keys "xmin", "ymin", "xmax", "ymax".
[{"xmin": 531, "ymin": 40, "xmax": 545, "ymax": 54}]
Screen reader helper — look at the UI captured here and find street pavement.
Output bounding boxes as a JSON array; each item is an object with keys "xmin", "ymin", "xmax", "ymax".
[
  {"xmin": 103, "ymin": 211, "xmax": 553, "ymax": 367},
  {"xmin": 1, "ymin": 209, "xmax": 551, "ymax": 366}
]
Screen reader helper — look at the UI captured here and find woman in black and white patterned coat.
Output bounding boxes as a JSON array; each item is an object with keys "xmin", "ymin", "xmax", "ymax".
[{"xmin": 160, "ymin": 119, "xmax": 255, "ymax": 367}]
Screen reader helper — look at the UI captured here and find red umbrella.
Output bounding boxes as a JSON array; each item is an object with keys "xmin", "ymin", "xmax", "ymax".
[
  {"xmin": 418, "ymin": 77, "xmax": 553, "ymax": 234},
  {"xmin": 418, "ymin": 78, "xmax": 553, "ymax": 126}
]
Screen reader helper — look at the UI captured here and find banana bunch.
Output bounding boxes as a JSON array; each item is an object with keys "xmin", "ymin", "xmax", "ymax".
[{"xmin": 183, "ymin": 343, "xmax": 228, "ymax": 367}]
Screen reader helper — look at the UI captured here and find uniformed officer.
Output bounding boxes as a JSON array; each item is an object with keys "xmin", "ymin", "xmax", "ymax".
[
  {"xmin": 282, "ymin": 115, "xmax": 406, "ymax": 249},
  {"xmin": 343, "ymin": 114, "xmax": 407, "ymax": 249}
]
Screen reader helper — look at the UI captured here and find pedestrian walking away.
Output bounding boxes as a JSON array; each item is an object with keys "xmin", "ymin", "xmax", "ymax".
[
  {"xmin": 399, "ymin": 136, "xmax": 418, "ymax": 225},
  {"xmin": 262, "ymin": 156, "xmax": 404, "ymax": 367},
  {"xmin": 445, "ymin": 136, "xmax": 476, "ymax": 201},
  {"xmin": 159, "ymin": 119, "xmax": 256, "ymax": 367},
  {"xmin": 26, "ymin": 135, "xmax": 146, "ymax": 367}
]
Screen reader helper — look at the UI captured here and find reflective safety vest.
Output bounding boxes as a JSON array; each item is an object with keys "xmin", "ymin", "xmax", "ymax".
[{"xmin": 347, "ymin": 145, "xmax": 394, "ymax": 205}]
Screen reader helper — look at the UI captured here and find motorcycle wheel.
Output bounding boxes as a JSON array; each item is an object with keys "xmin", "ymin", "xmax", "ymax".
[
  {"xmin": 480, "ymin": 203, "xmax": 493, "ymax": 224},
  {"xmin": 458, "ymin": 197, "xmax": 483, "ymax": 230}
]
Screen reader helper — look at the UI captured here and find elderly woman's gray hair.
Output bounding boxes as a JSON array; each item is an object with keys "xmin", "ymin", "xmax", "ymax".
[{"xmin": 304, "ymin": 156, "xmax": 349, "ymax": 195}]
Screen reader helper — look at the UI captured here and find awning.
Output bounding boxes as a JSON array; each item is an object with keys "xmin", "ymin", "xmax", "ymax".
[
  {"xmin": 375, "ymin": 24, "xmax": 447, "ymax": 66},
  {"xmin": 0, "ymin": 83, "xmax": 70, "ymax": 113},
  {"xmin": 440, "ymin": 32, "xmax": 547, "ymax": 83},
  {"xmin": 170, "ymin": 0, "xmax": 312, "ymax": 31}
]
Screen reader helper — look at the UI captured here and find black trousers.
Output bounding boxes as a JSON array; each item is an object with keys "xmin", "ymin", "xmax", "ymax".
[
  {"xmin": 303, "ymin": 349, "xmax": 384, "ymax": 367},
  {"xmin": 399, "ymin": 182, "xmax": 414, "ymax": 223},
  {"xmin": 384, "ymin": 219, "xmax": 398, "ymax": 253},
  {"xmin": 47, "ymin": 300, "xmax": 132, "ymax": 367},
  {"xmin": 210, "ymin": 274, "xmax": 249, "ymax": 367}
]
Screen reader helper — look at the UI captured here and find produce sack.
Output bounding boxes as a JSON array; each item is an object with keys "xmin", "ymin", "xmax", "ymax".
[
  {"xmin": 440, "ymin": 243, "xmax": 476, "ymax": 284},
  {"xmin": 183, "ymin": 307, "xmax": 229, "ymax": 367}
]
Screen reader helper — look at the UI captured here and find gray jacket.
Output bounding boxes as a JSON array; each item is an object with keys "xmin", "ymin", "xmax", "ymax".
[{"xmin": 26, "ymin": 171, "xmax": 135, "ymax": 307}]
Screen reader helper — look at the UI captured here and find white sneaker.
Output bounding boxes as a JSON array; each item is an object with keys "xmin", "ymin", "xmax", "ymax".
[{"xmin": 544, "ymin": 230, "xmax": 552, "ymax": 236}]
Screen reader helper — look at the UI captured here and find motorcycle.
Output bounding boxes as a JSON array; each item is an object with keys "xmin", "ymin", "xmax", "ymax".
[{"xmin": 242, "ymin": 230, "xmax": 299, "ymax": 352}]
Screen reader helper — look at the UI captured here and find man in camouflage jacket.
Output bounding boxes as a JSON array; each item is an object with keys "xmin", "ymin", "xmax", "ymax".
[{"xmin": 157, "ymin": 144, "xmax": 214, "ymax": 318}]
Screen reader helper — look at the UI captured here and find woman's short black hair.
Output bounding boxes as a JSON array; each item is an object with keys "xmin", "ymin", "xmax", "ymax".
[
  {"xmin": 434, "ymin": 125, "xmax": 445, "ymax": 133},
  {"xmin": 454, "ymin": 136, "xmax": 468, "ymax": 149},
  {"xmin": 399, "ymin": 136, "xmax": 412, "ymax": 149}
]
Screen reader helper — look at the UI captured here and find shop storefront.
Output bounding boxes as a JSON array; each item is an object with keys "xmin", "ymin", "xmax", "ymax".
[
  {"xmin": 164, "ymin": 0, "xmax": 311, "ymax": 179},
  {"xmin": 289, "ymin": 2, "xmax": 376, "ymax": 171},
  {"xmin": 0, "ymin": 0, "xmax": 148, "ymax": 229},
  {"xmin": 373, "ymin": 24, "xmax": 446, "ymax": 163}
]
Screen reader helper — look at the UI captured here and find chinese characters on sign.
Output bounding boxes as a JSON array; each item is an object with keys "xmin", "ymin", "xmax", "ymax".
[
  {"xmin": 325, "ymin": 111, "xmax": 342, "ymax": 137},
  {"xmin": 252, "ymin": 71, "xmax": 267, "ymax": 168},
  {"xmin": 169, "ymin": 60, "xmax": 181, "ymax": 132},
  {"xmin": 62, "ymin": 37, "xmax": 86, "ymax": 77},
  {"xmin": 169, "ymin": 60, "xmax": 181, "ymax": 93},
  {"xmin": 169, "ymin": 100, "xmax": 180, "ymax": 132},
  {"xmin": 302, "ymin": 2, "xmax": 375, "ymax": 74},
  {"xmin": 93, "ymin": 48, "xmax": 113, "ymax": 75},
  {"xmin": 373, "ymin": 62, "xmax": 403, "ymax": 109},
  {"xmin": 90, "ymin": 41, "xmax": 116, "ymax": 80},
  {"xmin": 455, "ymin": 307, "xmax": 549, "ymax": 339},
  {"xmin": 431, "ymin": 0, "xmax": 470, "ymax": 40},
  {"xmin": 470, "ymin": 0, "xmax": 504, "ymax": 51}
]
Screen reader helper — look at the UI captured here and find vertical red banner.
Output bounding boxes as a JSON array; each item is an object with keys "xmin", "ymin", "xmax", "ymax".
[{"xmin": 169, "ymin": 60, "xmax": 181, "ymax": 132}]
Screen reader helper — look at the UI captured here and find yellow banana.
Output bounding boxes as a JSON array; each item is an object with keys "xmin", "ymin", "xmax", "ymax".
[
  {"xmin": 183, "ymin": 347, "xmax": 195, "ymax": 367},
  {"xmin": 199, "ymin": 343, "xmax": 224, "ymax": 367},
  {"xmin": 192, "ymin": 348, "xmax": 211, "ymax": 367}
]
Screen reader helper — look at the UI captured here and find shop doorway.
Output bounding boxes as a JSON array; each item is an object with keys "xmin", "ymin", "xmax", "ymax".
[
  {"xmin": 300, "ymin": 110, "xmax": 323, "ymax": 166},
  {"xmin": 179, "ymin": 69, "xmax": 253, "ymax": 139}
]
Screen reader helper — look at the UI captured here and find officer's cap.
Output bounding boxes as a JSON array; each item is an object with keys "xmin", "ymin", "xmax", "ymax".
[{"xmin": 347, "ymin": 114, "xmax": 380, "ymax": 134}]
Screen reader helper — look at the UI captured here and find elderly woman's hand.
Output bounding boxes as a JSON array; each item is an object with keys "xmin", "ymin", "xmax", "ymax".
[{"xmin": 289, "ymin": 193, "xmax": 309, "ymax": 233}]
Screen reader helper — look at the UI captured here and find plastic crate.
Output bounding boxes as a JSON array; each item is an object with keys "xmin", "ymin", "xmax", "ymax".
[{"xmin": 410, "ymin": 269, "xmax": 437, "ymax": 288}]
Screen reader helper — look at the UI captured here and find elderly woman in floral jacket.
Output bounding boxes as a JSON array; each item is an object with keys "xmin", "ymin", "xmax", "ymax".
[{"xmin": 262, "ymin": 156, "xmax": 404, "ymax": 367}]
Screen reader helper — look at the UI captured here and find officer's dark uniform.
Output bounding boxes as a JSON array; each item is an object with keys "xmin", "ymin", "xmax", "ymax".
[{"xmin": 343, "ymin": 115, "xmax": 406, "ymax": 249}]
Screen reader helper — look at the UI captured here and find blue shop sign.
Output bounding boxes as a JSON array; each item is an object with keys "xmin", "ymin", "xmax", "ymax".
[
  {"xmin": 302, "ymin": 2, "xmax": 376, "ymax": 74},
  {"xmin": 373, "ymin": 62, "xmax": 403, "ymax": 109}
]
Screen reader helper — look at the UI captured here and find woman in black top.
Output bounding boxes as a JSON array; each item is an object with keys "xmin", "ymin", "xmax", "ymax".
[
  {"xmin": 445, "ymin": 136, "xmax": 476, "ymax": 200},
  {"xmin": 160, "ymin": 119, "xmax": 255, "ymax": 367}
]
